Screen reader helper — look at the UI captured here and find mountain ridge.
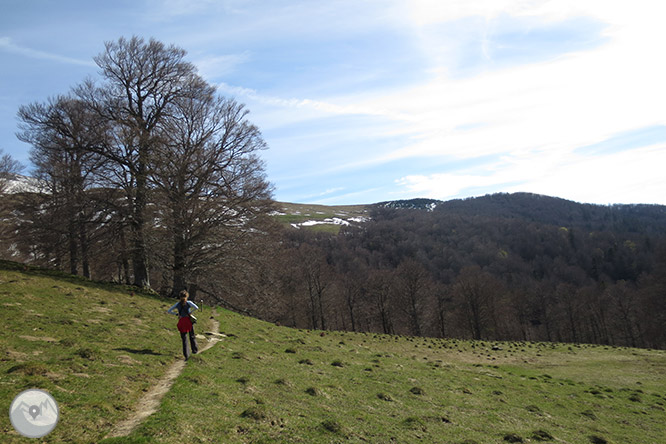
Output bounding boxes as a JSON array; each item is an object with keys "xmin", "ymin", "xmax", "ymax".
[{"xmin": 281, "ymin": 192, "xmax": 666, "ymax": 233}]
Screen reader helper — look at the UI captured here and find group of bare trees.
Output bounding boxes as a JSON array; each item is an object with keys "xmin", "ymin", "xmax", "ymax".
[
  {"xmin": 267, "ymin": 202, "xmax": 666, "ymax": 349},
  {"xmin": 5, "ymin": 36, "xmax": 272, "ymax": 297}
]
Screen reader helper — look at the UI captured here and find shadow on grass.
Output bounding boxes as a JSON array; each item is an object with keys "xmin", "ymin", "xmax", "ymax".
[{"xmin": 113, "ymin": 347, "xmax": 164, "ymax": 356}]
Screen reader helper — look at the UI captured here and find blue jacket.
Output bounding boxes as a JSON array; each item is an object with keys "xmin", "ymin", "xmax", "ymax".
[{"xmin": 167, "ymin": 300, "xmax": 199, "ymax": 318}]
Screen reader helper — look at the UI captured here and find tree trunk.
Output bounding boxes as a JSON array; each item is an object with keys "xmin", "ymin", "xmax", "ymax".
[
  {"xmin": 79, "ymin": 218, "xmax": 90, "ymax": 279},
  {"xmin": 172, "ymin": 231, "xmax": 187, "ymax": 297},
  {"xmin": 68, "ymin": 217, "xmax": 78, "ymax": 275},
  {"xmin": 131, "ymin": 170, "xmax": 150, "ymax": 288}
]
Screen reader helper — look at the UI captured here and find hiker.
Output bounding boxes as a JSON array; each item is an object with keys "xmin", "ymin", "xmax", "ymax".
[{"xmin": 167, "ymin": 290, "xmax": 199, "ymax": 360}]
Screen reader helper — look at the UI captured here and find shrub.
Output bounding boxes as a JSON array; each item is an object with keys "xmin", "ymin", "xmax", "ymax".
[
  {"xmin": 321, "ymin": 419, "xmax": 343, "ymax": 434},
  {"xmin": 377, "ymin": 392, "xmax": 394, "ymax": 402},
  {"xmin": 305, "ymin": 387, "xmax": 320, "ymax": 396},
  {"xmin": 240, "ymin": 406, "xmax": 267, "ymax": 421},
  {"xmin": 76, "ymin": 347, "xmax": 97, "ymax": 360}
]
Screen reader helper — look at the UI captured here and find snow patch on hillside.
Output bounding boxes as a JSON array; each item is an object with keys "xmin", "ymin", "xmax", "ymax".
[
  {"xmin": 292, "ymin": 217, "xmax": 349, "ymax": 229},
  {"xmin": 290, "ymin": 215, "xmax": 370, "ymax": 229},
  {"xmin": 1, "ymin": 175, "xmax": 44, "ymax": 194}
]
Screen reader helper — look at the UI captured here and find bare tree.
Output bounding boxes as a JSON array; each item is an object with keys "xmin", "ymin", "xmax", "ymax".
[
  {"xmin": 395, "ymin": 259, "xmax": 430, "ymax": 336},
  {"xmin": 341, "ymin": 270, "xmax": 363, "ymax": 332},
  {"xmin": 149, "ymin": 83, "xmax": 272, "ymax": 295},
  {"xmin": 435, "ymin": 283, "xmax": 452, "ymax": 338},
  {"xmin": 453, "ymin": 266, "xmax": 500, "ymax": 340},
  {"xmin": 78, "ymin": 36, "xmax": 201, "ymax": 288},
  {"xmin": 17, "ymin": 97, "xmax": 106, "ymax": 277},
  {"xmin": 367, "ymin": 269, "xmax": 395, "ymax": 334},
  {"xmin": 0, "ymin": 149, "xmax": 24, "ymax": 194},
  {"xmin": 0, "ymin": 149, "xmax": 24, "ymax": 257},
  {"xmin": 607, "ymin": 281, "xmax": 639, "ymax": 347},
  {"xmin": 293, "ymin": 244, "xmax": 331, "ymax": 330}
]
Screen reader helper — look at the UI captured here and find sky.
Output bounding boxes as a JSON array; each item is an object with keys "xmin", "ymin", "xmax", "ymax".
[{"xmin": 1, "ymin": 0, "xmax": 665, "ymax": 206}]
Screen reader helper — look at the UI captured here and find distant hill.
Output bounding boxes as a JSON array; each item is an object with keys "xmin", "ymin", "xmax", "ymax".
[
  {"xmin": 374, "ymin": 192, "xmax": 666, "ymax": 234},
  {"xmin": 376, "ymin": 198, "xmax": 442, "ymax": 211},
  {"xmin": 276, "ymin": 193, "xmax": 666, "ymax": 235},
  {"xmin": 436, "ymin": 192, "xmax": 666, "ymax": 231}
]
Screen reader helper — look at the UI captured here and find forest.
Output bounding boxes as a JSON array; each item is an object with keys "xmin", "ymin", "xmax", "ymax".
[{"xmin": 265, "ymin": 194, "xmax": 666, "ymax": 349}]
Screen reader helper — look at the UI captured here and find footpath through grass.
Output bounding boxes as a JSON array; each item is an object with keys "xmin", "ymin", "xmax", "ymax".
[
  {"xmin": 121, "ymin": 310, "xmax": 665, "ymax": 444},
  {"xmin": 0, "ymin": 261, "xmax": 214, "ymax": 443}
]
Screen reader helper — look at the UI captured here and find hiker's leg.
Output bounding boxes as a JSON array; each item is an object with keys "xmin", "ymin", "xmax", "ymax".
[
  {"xmin": 189, "ymin": 327, "xmax": 199, "ymax": 354},
  {"xmin": 180, "ymin": 332, "xmax": 190, "ymax": 359}
]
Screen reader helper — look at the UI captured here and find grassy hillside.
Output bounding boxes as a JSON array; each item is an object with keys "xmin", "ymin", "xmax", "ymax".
[
  {"xmin": 114, "ymin": 312, "xmax": 666, "ymax": 444},
  {"xmin": 0, "ymin": 261, "xmax": 215, "ymax": 443},
  {"xmin": 272, "ymin": 202, "xmax": 369, "ymax": 233},
  {"xmin": 2, "ymin": 261, "xmax": 665, "ymax": 443}
]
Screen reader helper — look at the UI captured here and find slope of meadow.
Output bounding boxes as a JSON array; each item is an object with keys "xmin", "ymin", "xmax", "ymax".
[
  {"xmin": 272, "ymin": 202, "xmax": 370, "ymax": 233},
  {"xmin": 1, "ymin": 261, "xmax": 665, "ymax": 443},
  {"xmin": 115, "ymin": 311, "xmax": 666, "ymax": 444},
  {"xmin": 0, "ymin": 261, "xmax": 215, "ymax": 443}
]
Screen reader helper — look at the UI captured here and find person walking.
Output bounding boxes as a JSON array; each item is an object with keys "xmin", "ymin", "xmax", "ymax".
[{"xmin": 167, "ymin": 290, "xmax": 199, "ymax": 360}]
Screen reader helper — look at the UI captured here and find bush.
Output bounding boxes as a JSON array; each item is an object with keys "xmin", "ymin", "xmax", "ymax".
[
  {"xmin": 76, "ymin": 347, "xmax": 97, "ymax": 360},
  {"xmin": 321, "ymin": 419, "xmax": 343, "ymax": 434},
  {"xmin": 377, "ymin": 392, "xmax": 394, "ymax": 402},
  {"xmin": 240, "ymin": 406, "xmax": 267, "ymax": 421}
]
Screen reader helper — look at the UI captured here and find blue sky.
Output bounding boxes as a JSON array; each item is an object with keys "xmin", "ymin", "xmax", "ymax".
[{"xmin": 2, "ymin": 0, "xmax": 665, "ymax": 205}]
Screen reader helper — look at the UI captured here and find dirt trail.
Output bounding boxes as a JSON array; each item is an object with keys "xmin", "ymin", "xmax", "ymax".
[{"xmin": 105, "ymin": 318, "xmax": 223, "ymax": 439}]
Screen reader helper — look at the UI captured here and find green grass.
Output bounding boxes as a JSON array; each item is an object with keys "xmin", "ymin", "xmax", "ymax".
[
  {"xmin": 272, "ymin": 202, "xmax": 369, "ymax": 233},
  {"xmin": 121, "ymin": 312, "xmax": 666, "ymax": 444},
  {"xmin": 2, "ymin": 260, "xmax": 665, "ymax": 443},
  {"xmin": 0, "ymin": 261, "xmax": 214, "ymax": 443}
]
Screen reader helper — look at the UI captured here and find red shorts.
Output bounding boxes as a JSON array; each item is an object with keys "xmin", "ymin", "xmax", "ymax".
[{"xmin": 177, "ymin": 316, "xmax": 193, "ymax": 333}]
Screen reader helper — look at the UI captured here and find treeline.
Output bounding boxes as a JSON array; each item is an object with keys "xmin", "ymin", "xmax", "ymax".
[
  {"xmin": 265, "ymin": 194, "xmax": 666, "ymax": 349},
  {"xmin": 0, "ymin": 36, "xmax": 273, "ymax": 298}
]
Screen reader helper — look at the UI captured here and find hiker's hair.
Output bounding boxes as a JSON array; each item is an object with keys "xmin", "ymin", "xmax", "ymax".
[{"xmin": 179, "ymin": 290, "xmax": 189, "ymax": 300}]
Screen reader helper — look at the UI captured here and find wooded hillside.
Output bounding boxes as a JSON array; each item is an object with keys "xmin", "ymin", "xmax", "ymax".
[{"xmin": 266, "ymin": 193, "xmax": 666, "ymax": 349}]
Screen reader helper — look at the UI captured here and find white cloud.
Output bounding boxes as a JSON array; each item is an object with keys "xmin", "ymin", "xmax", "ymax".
[
  {"xmin": 344, "ymin": 1, "xmax": 665, "ymax": 206},
  {"xmin": 396, "ymin": 142, "xmax": 666, "ymax": 205},
  {"xmin": 195, "ymin": 52, "xmax": 251, "ymax": 80},
  {"xmin": 367, "ymin": 17, "xmax": 665, "ymax": 162},
  {"xmin": 229, "ymin": 1, "xmax": 665, "ymax": 158},
  {"xmin": 503, "ymin": 143, "xmax": 666, "ymax": 205},
  {"xmin": 0, "ymin": 37, "xmax": 96, "ymax": 67}
]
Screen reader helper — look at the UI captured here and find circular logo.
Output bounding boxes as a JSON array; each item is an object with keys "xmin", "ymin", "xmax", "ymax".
[{"xmin": 9, "ymin": 389, "xmax": 59, "ymax": 438}]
